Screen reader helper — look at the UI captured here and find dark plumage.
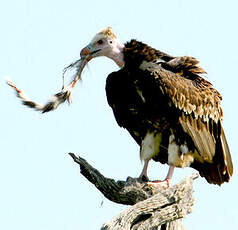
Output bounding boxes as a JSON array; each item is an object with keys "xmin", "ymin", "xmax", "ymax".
[{"xmin": 106, "ymin": 39, "xmax": 232, "ymax": 185}]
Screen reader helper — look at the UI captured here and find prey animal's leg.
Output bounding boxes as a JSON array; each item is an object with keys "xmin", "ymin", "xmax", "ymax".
[{"xmin": 139, "ymin": 159, "xmax": 150, "ymax": 181}]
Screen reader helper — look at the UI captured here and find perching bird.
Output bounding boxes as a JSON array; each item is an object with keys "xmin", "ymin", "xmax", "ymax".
[
  {"xmin": 79, "ymin": 27, "xmax": 233, "ymax": 185},
  {"xmin": 8, "ymin": 27, "xmax": 233, "ymax": 185}
]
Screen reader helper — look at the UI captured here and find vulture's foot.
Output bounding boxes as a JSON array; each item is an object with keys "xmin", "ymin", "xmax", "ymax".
[{"xmin": 147, "ymin": 178, "xmax": 171, "ymax": 188}]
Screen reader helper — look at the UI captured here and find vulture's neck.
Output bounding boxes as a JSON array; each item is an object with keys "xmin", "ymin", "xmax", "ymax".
[{"xmin": 108, "ymin": 40, "xmax": 125, "ymax": 68}]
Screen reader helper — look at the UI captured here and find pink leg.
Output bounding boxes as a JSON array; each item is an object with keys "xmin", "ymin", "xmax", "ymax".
[{"xmin": 166, "ymin": 165, "xmax": 174, "ymax": 180}]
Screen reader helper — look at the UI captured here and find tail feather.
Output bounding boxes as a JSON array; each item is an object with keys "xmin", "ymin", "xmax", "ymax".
[
  {"xmin": 191, "ymin": 122, "xmax": 233, "ymax": 185},
  {"xmin": 220, "ymin": 126, "xmax": 233, "ymax": 178}
]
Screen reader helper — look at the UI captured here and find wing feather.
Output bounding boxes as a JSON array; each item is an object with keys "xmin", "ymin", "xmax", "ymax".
[
  {"xmin": 140, "ymin": 61, "xmax": 222, "ymax": 123},
  {"xmin": 140, "ymin": 60, "xmax": 233, "ymax": 184},
  {"xmin": 179, "ymin": 114, "xmax": 215, "ymax": 162},
  {"xmin": 220, "ymin": 126, "xmax": 233, "ymax": 177}
]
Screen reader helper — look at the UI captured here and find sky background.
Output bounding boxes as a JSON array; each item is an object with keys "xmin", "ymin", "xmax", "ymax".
[{"xmin": 1, "ymin": 0, "xmax": 238, "ymax": 229}]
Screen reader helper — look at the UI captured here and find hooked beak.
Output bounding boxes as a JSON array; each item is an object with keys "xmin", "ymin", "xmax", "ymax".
[{"xmin": 80, "ymin": 45, "xmax": 101, "ymax": 62}]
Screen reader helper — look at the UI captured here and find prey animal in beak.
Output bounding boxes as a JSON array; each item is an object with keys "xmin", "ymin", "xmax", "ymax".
[{"xmin": 7, "ymin": 27, "xmax": 124, "ymax": 113}]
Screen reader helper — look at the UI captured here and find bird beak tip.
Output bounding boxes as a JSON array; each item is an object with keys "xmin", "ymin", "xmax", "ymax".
[{"xmin": 80, "ymin": 47, "xmax": 91, "ymax": 57}]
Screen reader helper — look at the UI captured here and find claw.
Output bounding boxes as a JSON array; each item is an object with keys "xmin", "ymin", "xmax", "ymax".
[
  {"xmin": 147, "ymin": 178, "xmax": 170, "ymax": 188},
  {"xmin": 138, "ymin": 175, "xmax": 149, "ymax": 182}
]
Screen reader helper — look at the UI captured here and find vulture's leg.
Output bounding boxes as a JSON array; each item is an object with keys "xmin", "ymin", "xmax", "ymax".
[
  {"xmin": 165, "ymin": 165, "xmax": 175, "ymax": 180},
  {"xmin": 139, "ymin": 159, "xmax": 150, "ymax": 181},
  {"xmin": 139, "ymin": 131, "xmax": 162, "ymax": 181},
  {"xmin": 148, "ymin": 165, "xmax": 175, "ymax": 188}
]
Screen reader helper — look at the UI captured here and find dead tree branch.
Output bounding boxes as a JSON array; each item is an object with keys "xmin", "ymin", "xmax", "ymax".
[{"xmin": 69, "ymin": 153, "xmax": 198, "ymax": 229}]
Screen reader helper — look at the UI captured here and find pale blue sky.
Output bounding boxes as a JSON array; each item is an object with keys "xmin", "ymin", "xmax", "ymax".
[{"xmin": 1, "ymin": 0, "xmax": 237, "ymax": 229}]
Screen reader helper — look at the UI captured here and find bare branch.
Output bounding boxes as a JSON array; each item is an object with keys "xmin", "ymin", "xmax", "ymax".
[
  {"xmin": 69, "ymin": 153, "xmax": 158, "ymax": 205},
  {"xmin": 69, "ymin": 153, "xmax": 198, "ymax": 229}
]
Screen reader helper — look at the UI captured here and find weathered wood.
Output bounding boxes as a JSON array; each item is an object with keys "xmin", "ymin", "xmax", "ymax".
[
  {"xmin": 101, "ymin": 175, "xmax": 195, "ymax": 230},
  {"xmin": 69, "ymin": 152, "xmax": 160, "ymax": 205},
  {"xmin": 69, "ymin": 153, "xmax": 197, "ymax": 229}
]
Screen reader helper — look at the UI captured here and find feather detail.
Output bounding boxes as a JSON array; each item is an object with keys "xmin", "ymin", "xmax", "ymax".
[
  {"xmin": 165, "ymin": 56, "xmax": 207, "ymax": 75},
  {"xmin": 179, "ymin": 114, "xmax": 215, "ymax": 162},
  {"xmin": 220, "ymin": 126, "xmax": 233, "ymax": 177},
  {"xmin": 140, "ymin": 61, "xmax": 222, "ymax": 123}
]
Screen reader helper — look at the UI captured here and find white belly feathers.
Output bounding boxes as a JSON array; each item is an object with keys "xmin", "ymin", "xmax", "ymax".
[
  {"xmin": 140, "ymin": 131, "xmax": 162, "ymax": 161},
  {"xmin": 168, "ymin": 134, "xmax": 195, "ymax": 168}
]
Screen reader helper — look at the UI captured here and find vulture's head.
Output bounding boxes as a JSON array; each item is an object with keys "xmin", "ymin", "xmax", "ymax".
[{"xmin": 80, "ymin": 27, "xmax": 125, "ymax": 67}]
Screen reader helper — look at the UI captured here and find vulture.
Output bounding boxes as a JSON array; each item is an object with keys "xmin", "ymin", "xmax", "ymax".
[{"xmin": 8, "ymin": 27, "xmax": 233, "ymax": 185}]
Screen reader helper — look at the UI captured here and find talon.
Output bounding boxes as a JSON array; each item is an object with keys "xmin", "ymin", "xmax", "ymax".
[
  {"xmin": 147, "ymin": 178, "xmax": 170, "ymax": 188},
  {"xmin": 138, "ymin": 175, "xmax": 149, "ymax": 182}
]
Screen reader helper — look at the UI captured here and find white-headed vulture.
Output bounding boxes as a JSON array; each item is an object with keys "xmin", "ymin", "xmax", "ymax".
[{"xmin": 8, "ymin": 27, "xmax": 233, "ymax": 185}]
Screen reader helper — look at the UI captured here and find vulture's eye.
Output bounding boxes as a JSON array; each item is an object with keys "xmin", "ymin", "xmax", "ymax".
[{"xmin": 97, "ymin": 39, "xmax": 103, "ymax": 45}]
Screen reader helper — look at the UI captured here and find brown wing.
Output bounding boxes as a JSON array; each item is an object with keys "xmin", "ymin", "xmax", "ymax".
[
  {"xmin": 162, "ymin": 56, "xmax": 207, "ymax": 76},
  {"xmin": 140, "ymin": 60, "xmax": 233, "ymax": 184}
]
